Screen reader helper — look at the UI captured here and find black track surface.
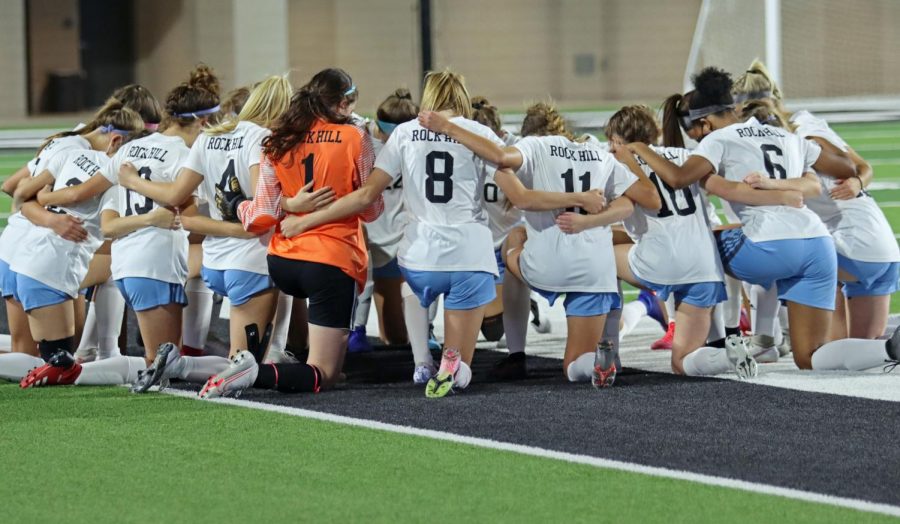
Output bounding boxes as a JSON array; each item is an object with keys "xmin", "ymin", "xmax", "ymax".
[
  {"xmin": 181, "ymin": 346, "xmax": 900, "ymax": 508},
  {"xmin": 3, "ymin": 306, "xmax": 898, "ymax": 507}
]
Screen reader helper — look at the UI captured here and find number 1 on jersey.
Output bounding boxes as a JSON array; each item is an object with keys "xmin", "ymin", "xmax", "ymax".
[
  {"xmin": 302, "ymin": 153, "xmax": 315, "ymax": 185},
  {"xmin": 561, "ymin": 169, "xmax": 590, "ymax": 214}
]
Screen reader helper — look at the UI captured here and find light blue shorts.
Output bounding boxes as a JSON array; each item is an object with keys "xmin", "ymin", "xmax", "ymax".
[
  {"xmin": 493, "ymin": 249, "xmax": 506, "ymax": 285},
  {"xmin": 718, "ymin": 229, "xmax": 837, "ymax": 310},
  {"xmin": 201, "ymin": 267, "xmax": 274, "ymax": 306},
  {"xmin": 837, "ymin": 255, "xmax": 900, "ymax": 298},
  {"xmin": 14, "ymin": 273, "xmax": 70, "ymax": 312},
  {"xmin": 0, "ymin": 259, "xmax": 17, "ymax": 299},
  {"xmin": 532, "ymin": 289, "xmax": 621, "ymax": 317},
  {"xmin": 115, "ymin": 277, "xmax": 187, "ymax": 312},
  {"xmin": 633, "ymin": 275, "xmax": 727, "ymax": 308},
  {"xmin": 373, "ymin": 257, "xmax": 402, "ymax": 280},
  {"xmin": 400, "ymin": 268, "xmax": 496, "ymax": 310}
]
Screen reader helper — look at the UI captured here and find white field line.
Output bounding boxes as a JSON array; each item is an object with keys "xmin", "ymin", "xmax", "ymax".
[
  {"xmin": 853, "ymin": 143, "xmax": 900, "ymax": 152},
  {"xmin": 162, "ymin": 389, "xmax": 900, "ymax": 518},
  {"xmin": 841, "ymin": 131, "xmax": 900, "ymax": 140},
  {"xmin": 869, "ymin": 159, "xmax": 900, "ymax": 166},
  {"xmin": 877, "ymin": 202, "xmax": 900, "ymax": 208}
]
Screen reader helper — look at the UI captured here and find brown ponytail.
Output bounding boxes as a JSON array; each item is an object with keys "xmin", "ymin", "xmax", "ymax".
[
  {"xmin": 471, "ymin": 96, "xmax": 502, "ymax": 137},
  {"xmin": 262, "ymin": 68, "xmax": 357, "ymax": 164},
  {"xmin": 164, "ymin": 64, "xmax": 222, "ymax": 128},
  {"xmin": 520, "ymin": 102, "xmax": 572, "ymax": 140},
  {"xmin": 376, "ymin": 88, "xmax": 418, "ymax": 127},
  {"xmin": 605, "ymin": 105, "xmax": 660, "ymax": 145},
  {"xmin": 660, "ymin": 92, "xmax": 693, "ymax": 148}
]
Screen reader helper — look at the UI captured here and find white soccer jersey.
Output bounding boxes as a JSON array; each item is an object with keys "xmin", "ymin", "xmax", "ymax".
[
  {"xmin": 514, "ymin": 135, "xmax": 637, "ymax": 293},
  {"xmin": 183, "ymin": 121, "xmax": 271, "ymax": 275},
  {"xmin": 374, "ymin": 117, "xmax": 501, "ymax": 274},
  {"xmin": 0, "ymin": 135, "xmax": 92, "ymax": 265},
  {"xmin": 692, "ymin": 117, "xmax": 829, "ymax": 243},
  {"xmin": 483, "ymin": 169, "xmax": 524, "ymax": 249},
  {"xmin": 791, "ymin": 111, "xmax": 899, "ymax": 263},
  {"xmin": 104, "ymin": 133, "xmax": 191, "ymax": 283},
  {"xmin": 364, "ymin": 121, "xmax": 406, "ymax": 267},
  {"xmin": 11, "ymin": 149, "xmax": 115, "ymax": 296},
  {"xmin": 623, "ymin": 146, "xmax": 724, "ymax": 285}
]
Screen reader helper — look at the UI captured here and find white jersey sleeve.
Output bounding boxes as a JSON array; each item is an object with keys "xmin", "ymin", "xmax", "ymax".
[{"xmin": 691, "ymin": 118, "xmax": 829, "ymax": 243}]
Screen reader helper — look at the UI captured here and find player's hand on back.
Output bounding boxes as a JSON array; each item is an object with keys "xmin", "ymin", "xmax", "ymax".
[
  {"xmin": 579, "ymin": 189, "xmax": 606, "ymax": 214},
  {"xmin": 146, "ymin": 207, "xmax": 179, "ymax": 230},
  {"xmin": 49, "ymin": 213, "xmax": 88, "ymax": 242},
  {"xmin": 119, "ymin": 162, "xmax": 139, "ymax": 190},
  {"xmin": 282, "ymin": 181, "xmax": 335, "ymax": 213},
  {"xmin": 743, "ymin": 171, "xmax": 775, "ymax": 190},
  {"xmin": 418, "ymin": 111, "xmax": 450, "ymax": 134},
  {"xmin": 280, "ymin": 214, "xmax": 312, "ymax": 238},
  {"xmin": 829, "ymin": 177, "xmax": 861, "ymax": 200},
  {"xmin": 556, "ymin": 212, "xmax": 590, "ymax": 234}
]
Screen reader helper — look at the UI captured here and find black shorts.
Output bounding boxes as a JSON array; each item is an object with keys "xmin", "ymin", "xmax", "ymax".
[{"xmin": 267, "ymin": 256, "xmax": 357, "ymax": 329}]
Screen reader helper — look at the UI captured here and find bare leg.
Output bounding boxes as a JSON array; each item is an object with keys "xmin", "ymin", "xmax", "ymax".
[
  {"xmin": 228, "ymin": 288, "xmax": 278, "ymax": 357},
  {"xmin": 444, "ymin": 306, "xmax": 487, "ymax": 365},
  {"xmin": 306, "ymin": 324, "xmax": 349, "ymax": 389},
  {"xmin": 847, "ymin": 295, "xmax": 891, "ymax": 339},
  {"xmin": 134, "ymin": 303, "xmax": 183, "ymax": 364},
  {"xmin": 787, "ymin": 301, "xmax": 832, "ymax": 369},
  {"xmin": 373, "ymin": 277, "xmax": 408, "ymax": 345},
  {"xmin": 670, "ymin": 302, "xmax": 714, "ymax": 375},
  {"xmin": 5, "ymin": 297, "xmax": 37, "ymax": 355},
  {"xmin": 27, "ymin": 300, "xmax": 75, "ymax": 342},
  {"xmin": 828, "ymin": 286, "xmax": 848, "ymax": 342}
]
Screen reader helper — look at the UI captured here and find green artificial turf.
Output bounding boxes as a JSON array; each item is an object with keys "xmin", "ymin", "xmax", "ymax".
[{"xmin": 0, "ymin": 383, "xmax": 895, "ymax": 523}]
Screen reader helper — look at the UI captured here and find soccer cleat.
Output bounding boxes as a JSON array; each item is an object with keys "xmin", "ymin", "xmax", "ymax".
[
  {"xmin": 592, "ymin": 341, "xmax": 617, "ymax": 388},
  {"xmin": 488, "ymin": 352, "xmax": 527, "ymax": 381},
  {"xmin": 637, "ymin": 290, "xmax": 667, "ymax": 331},
  {"xmin": 20, "ymin": 351, "xmax": 82, "ymax": 388},
  {"xmin": 425, "ymin": 348, "xmax": 460, "ymax": 398},
  {"xmin": 347, "ymin": 326, "xmax": 373, "ymax": 353},
  {"xmin": 739, "ymin": 308, "xmax": 751, "ymax": 335},
  {"xmin": 131, "ymin": 342, "xmax": 183, "ymax": 393},
  {"xmin": 651, "ymin": 322, "xmax": 675, "ymax": 351},
  {"xmin": 725, "ymin": 335, "xmax": 758, "ymax": 380},
  {"xmin": 199, "ymin": 351, "xmax": 259, "ymax": 399},
  {"xmin": 413, "ymin": 362, "xmax": 437, "ymax": 385},
  {"xmin": 264, "ymin": 349, "xmax": 300, "ymax": 365},
  {"xmin": 750, "ymin": 334, "xmax": 779, "ymax": 363},
  {"xmin": 73, "ymin": 346, "xmax": 97, "ymax": 364},
  {"xmin": 530, "ymin": 297, "xmax": 552, "ymax": 334},
  {"xmin": 882, "ymin": 324, "xmax": 900, "ymax": 372}
]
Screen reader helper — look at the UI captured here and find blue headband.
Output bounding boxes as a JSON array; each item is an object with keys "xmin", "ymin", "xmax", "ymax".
[
  {"xmin": 376, "ymin": 119, "xmax": 398, "ymax": 135},
  {"xmin": 344, "ymin": 85, "xmax": 357, "ymax": 97},
  {"xmin": 688, "ymin": 104, "xmax": 735, "ymax": 120},
  {"xmin": 174, "ymin": 104, "xmax": 221, "ymax": 118},
  {"xmin": 98, "ymin": 124, "xmax": 131, "ymax": 136}
]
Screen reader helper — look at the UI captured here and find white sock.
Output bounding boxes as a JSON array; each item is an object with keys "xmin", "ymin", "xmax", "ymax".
[
  {"xmin": 354, "ymin": 263, "xmax": 374, "ymax": 329},
  {"xmin": 620, "ymin": 300, "xmax": 647, "ymax": 338},
  {"xmin": 94, "ymin": 279, "xmax": 125, "ymax": 359},
  {"xmin": 811, "ymin": 339, "xmax": 890, "ymax": 371},
  {"xmin": 178, "ymin": 355, "xmax": 231, "ymax": 382},
  {"xmin": 682, "ymin": 346, "xmax": 734, "ymax": 376},
  {"xmin": 268, "ymin": 292, "xmax": 293, "ymax": 354},
  {"xmin": 778, "ymin": 305, "xmax": 790, "ymax": 337},
  {"xmin": 665, "ymin": 295, "xmax": 676, "ymax": 320},
  {"xmin": 183, "ymin": 277, "xmax": 213, "ymax": 350},
  {"xmin": 750, "ymin": 284, "xmax": 779, "ymax": 337},
  {"xmin": 74, "ymin": 356, "xmax": 146, "ymax": 385},
  {"xmin": 501, "ymin": 273, "xmax": 530, "ymax": 355},
  {"xmin": 723, "ymin": 276, "xmax": 743, "ymax": 329},
  {"xmin": 402, "ymin": 282, "xmax": 433, "ymax": 367},
  {"xmin": 566, "ymin": 352, "xmax": 594, "ymax": 382},
  {"xmin": 454, "ymin": 361, "xmax": 472, "ymax": 389},
  {"xmin": 219, "ymin": 296, "xmax": 231, "ymax": 320},
  {"xmin": 709, "ymin": 303, "xmax": 726, "ymax": 342},
  {"xmin": 0, "ymin": 334, "xmax": 11, "ymax": 351},
  {"xmin": 0, "ymin": 352, "xmax": 44, "ymax": 381},
  {"xmin": 428, "ymin": 300, "xmax": 438, "ymax": 324},
  {"xmin": 77, "ymin": 300, "xmax": 99, "ymax": 353}
]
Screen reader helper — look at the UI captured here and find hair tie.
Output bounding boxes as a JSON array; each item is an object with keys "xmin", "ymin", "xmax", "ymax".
[
  {"xmin": 144, "ymin": 123, "xmax": 159, "ymax": 131},
  {"xmin": 343, "ymin": 85, "xmax": 357, "ymax": 97},
  {"xmin": 174, "ymin": 104, "xmax": 221, "ymax": 118}
]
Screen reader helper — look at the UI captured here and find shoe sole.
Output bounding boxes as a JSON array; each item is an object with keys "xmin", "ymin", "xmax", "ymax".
[
  {"xmin": 425, "ymin": 373, "xmax": 454, "ymax": 398},
  {"xmin": 734, "ymin": 357, "xmax": 758, "ymax": 380},
  {"xmin": 131, "ymin": 345, "xmax": 176, "ymax": 394},
  {"xmin": 592, "ymin": 366, "xmax": 617, "ymax": 389}
]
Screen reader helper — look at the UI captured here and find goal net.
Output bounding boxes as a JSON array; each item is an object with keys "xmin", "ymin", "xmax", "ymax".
[{"xmin": 684, "ymin": 0, "xmax": 900, "ymax": 105}]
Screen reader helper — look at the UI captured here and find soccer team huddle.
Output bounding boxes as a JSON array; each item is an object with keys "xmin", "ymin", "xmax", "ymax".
[{"xmin": 0, "ymin": 60, "xmax": 898, "ymax": 400}]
